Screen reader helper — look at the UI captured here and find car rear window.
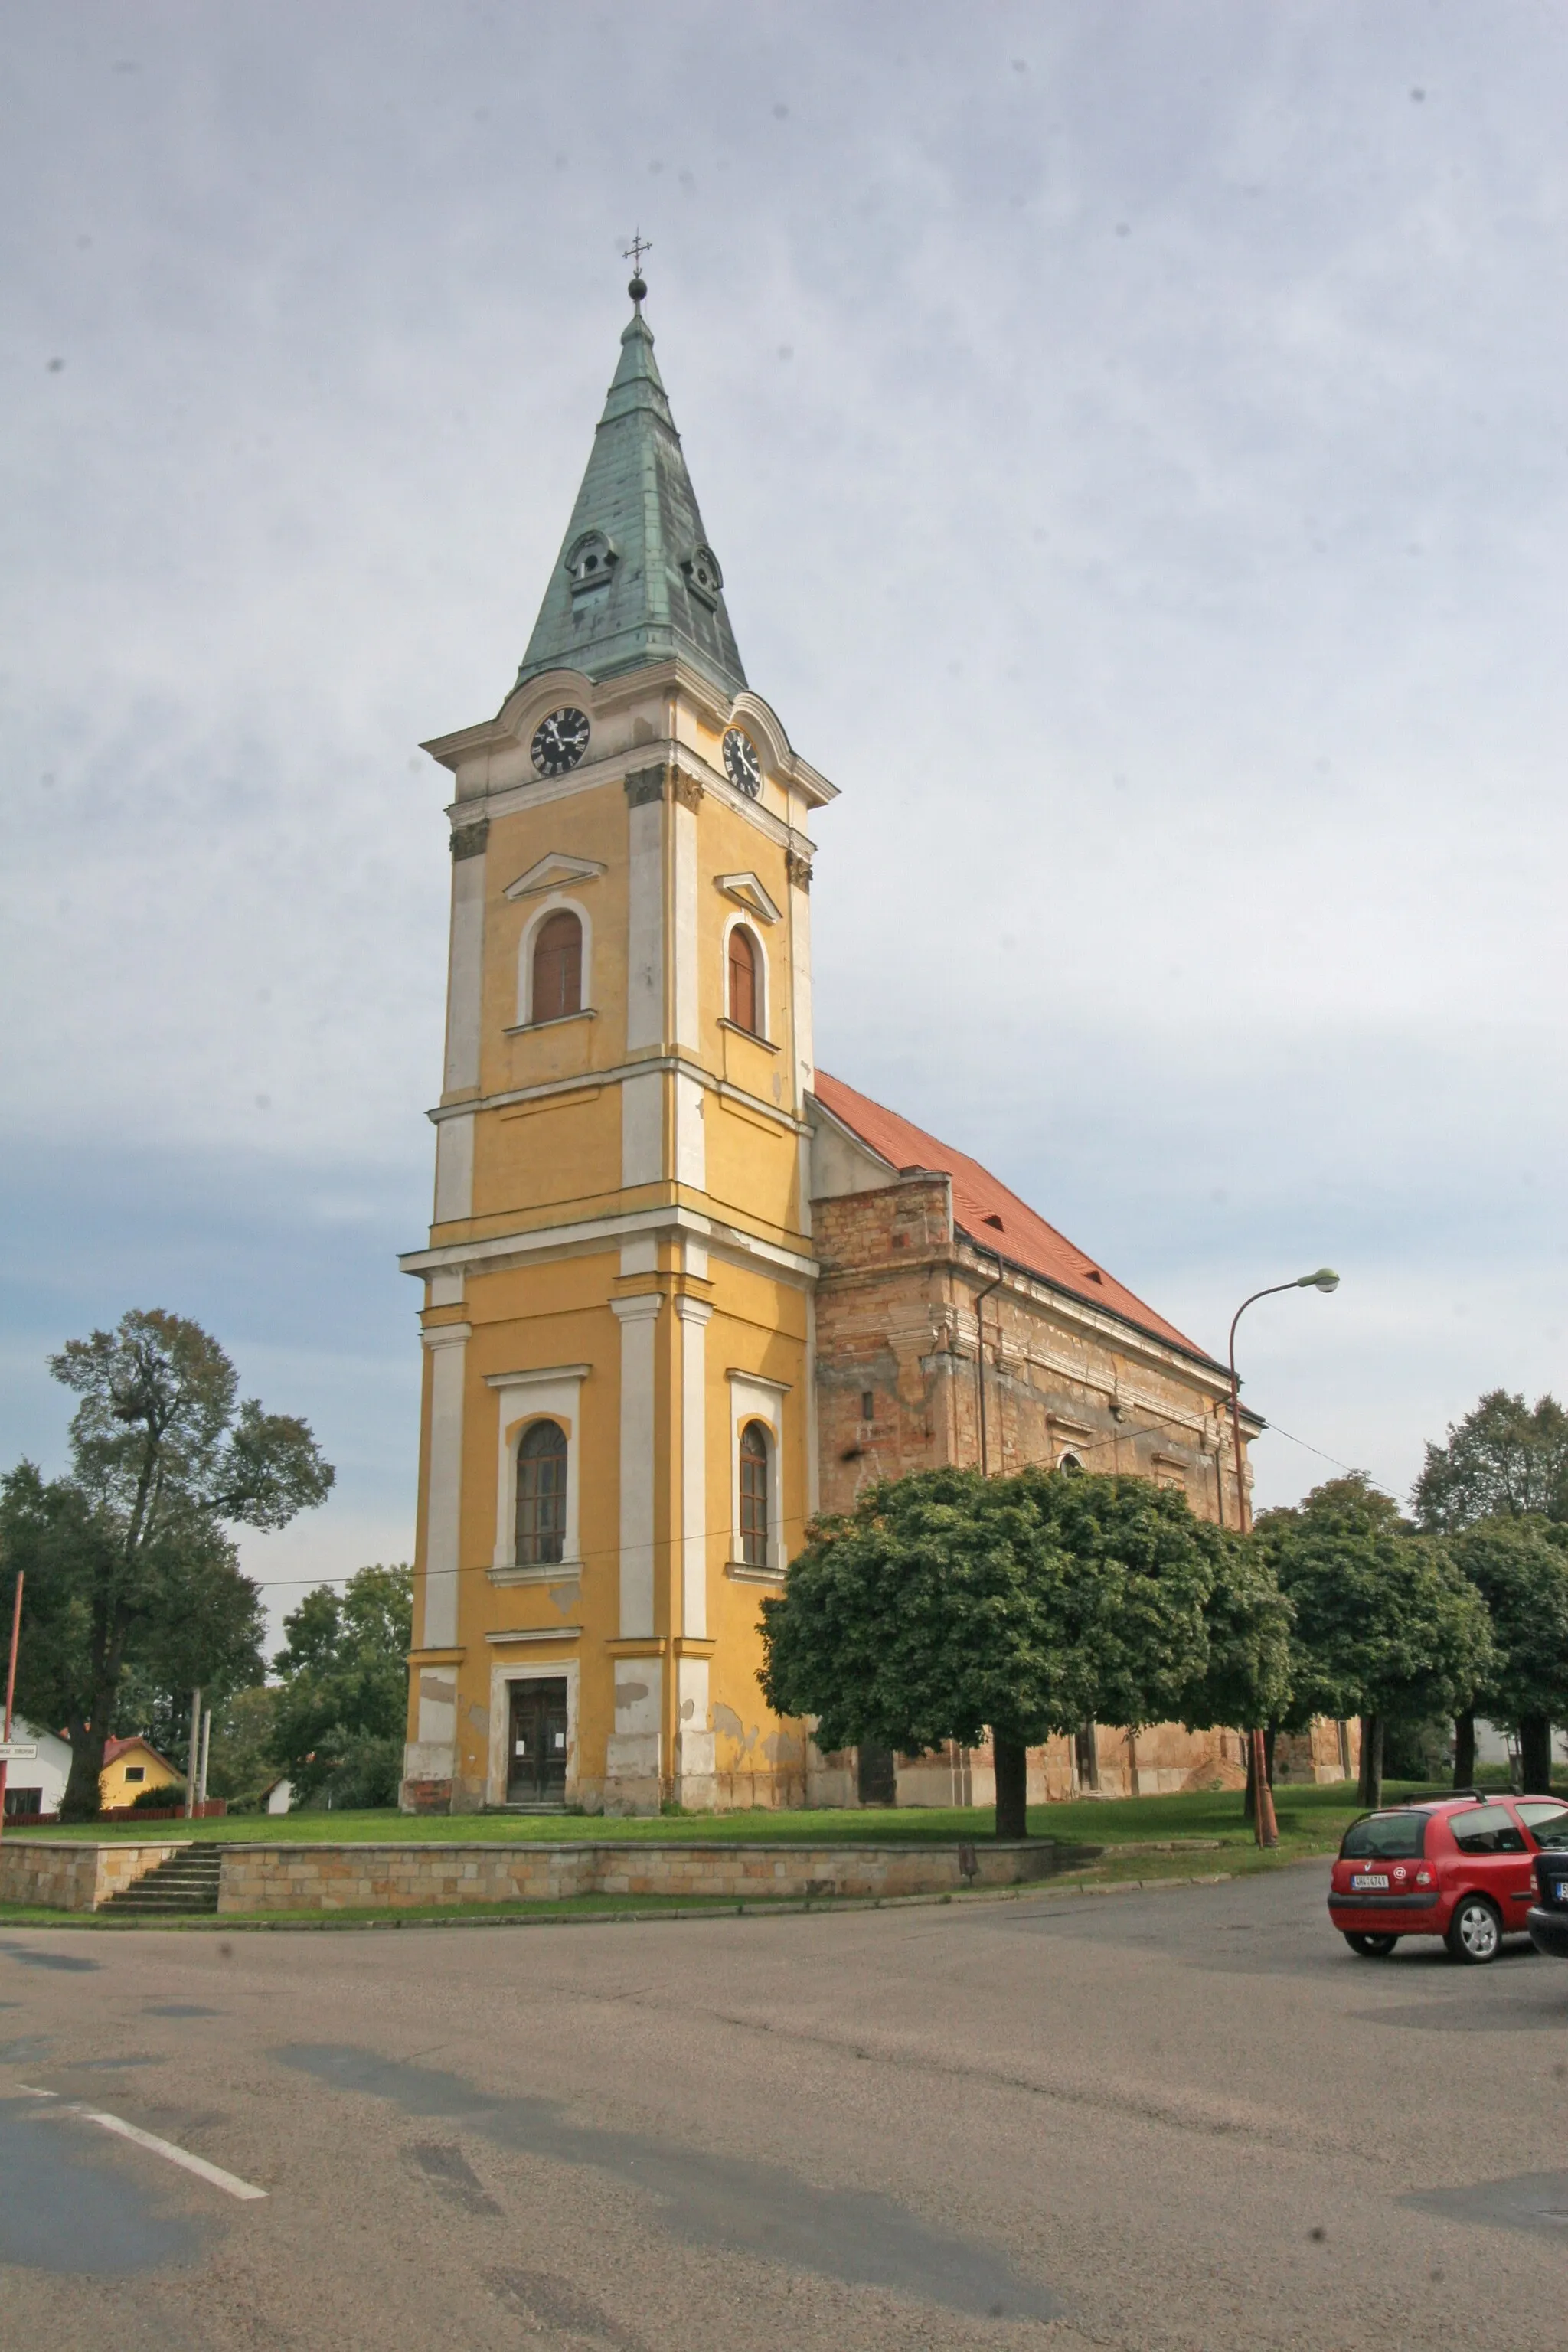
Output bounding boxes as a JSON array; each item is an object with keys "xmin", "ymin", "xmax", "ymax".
[
  {"xmin": 1516, "ymin": 1802, "xmax": 1568, "ymax": 1847},
  {"xmin": 1341, "ymin": 1813, "xmax": 1428, "ymax": 1860},
  {"xmin": 1449, "ymin": 1803, "xmax": 1527, "ymax": 1854}
]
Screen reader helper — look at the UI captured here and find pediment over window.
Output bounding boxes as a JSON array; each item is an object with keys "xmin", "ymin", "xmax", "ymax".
[
  {"xmin": 715, "ymin": 871, "xmax": 782, "ymax": 924},
  {"xmin": 505, "ymin": 853, "xmax": 607, "ymax": 900}
]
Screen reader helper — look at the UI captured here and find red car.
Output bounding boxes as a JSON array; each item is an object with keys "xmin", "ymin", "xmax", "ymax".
[{"xmin": 1328, "ymin": 1792, "xmax": 1568, "ymax": 1964}]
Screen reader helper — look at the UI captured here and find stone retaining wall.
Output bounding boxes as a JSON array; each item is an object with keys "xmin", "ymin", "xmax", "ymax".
[
  {"xmin": 0, "ymin": 1840, "xmax": 185, "ymax": 1913},
  {"xmin": 214, "ymin": 1838, "xmax": 1073, "ymax": 1914},
  {"xmin": 2, "ymin": 1836, "xmax": 1083, "ymax": 1915}
]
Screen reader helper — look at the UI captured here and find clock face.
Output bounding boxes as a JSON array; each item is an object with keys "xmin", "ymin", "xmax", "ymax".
[
  {"xmin": 531, "ymin": 707, "xmax": 590, "ymax": 777},
  {"xmin": 723, "ymin": 728, "xmax": 762, "ymax": 798}
]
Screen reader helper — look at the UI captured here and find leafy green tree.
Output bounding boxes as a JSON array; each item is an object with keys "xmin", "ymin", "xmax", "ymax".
[
  {"xmin": 1254, "ymin": 1476, "xmax": 1493, "ymax": 1807},
  {"xmin": 1447, "ymin": 1517, "xmax": 1568, "ymax": 1792},
  {"xmin": 1413, "ymin": 1390, "xmax": 1568, "ymax": 1530},
  {"xmin": 1178, "ymin": 1533, "xmax": 1295, "ymax": 1815},
  {"xmin": 268, "ymin": 1564, "xmax": 413, "ymax": 1809},
  {"xmin": 760, "ymin": 1467, "xmax": 1219, "ymax": 1838},
  {"xmin": 1412, "ymin": 1393, "xmax": 1568, "ymax": 1786},
  {"xmin": 0, "ymin": 1310, "xmax": 333, "ymax": 1819}
]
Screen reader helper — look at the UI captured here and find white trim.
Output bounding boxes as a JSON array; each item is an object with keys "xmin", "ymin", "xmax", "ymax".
[
  {"xmin": 402, "ymin": 1204, "xmax": 820, "ymax": 1284},
  {"xmin": 485, "ymin": 1625, "xmax": 581, "ymax": 1645},
  {"xmin": 487, "ymin": 1657, "xmax": 580, "ymax": 1807},
  {"xmin": 426, "ymin": 1053, "xmax": 812, "ymax": 1134},
  {"xmin": 505, "ymin": 852, "xmax": 606, "ymax": 900},
  {"xmin": 517, "ymin": 893, "xmax": 593, "ymax": 1028},
  {"xmin": 721, "ymin": 911, "xmax": 771, "ymax": 1043},
  {"xmin": 715, "ymin": 872, "xmax": 782, "ymax": 925},
  {"xmin": 728, "ymin": 1372, "xmax": 785, "ymax": 1574},
  {"xmin": 491, "ymin": 1364, "xmax": 588, "ymax": 1573}
]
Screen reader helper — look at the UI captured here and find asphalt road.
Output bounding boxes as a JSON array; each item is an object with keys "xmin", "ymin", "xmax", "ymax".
[{"xmin": 2, "ymin": 1861, "xmax": 1567, "ymax": 2351}]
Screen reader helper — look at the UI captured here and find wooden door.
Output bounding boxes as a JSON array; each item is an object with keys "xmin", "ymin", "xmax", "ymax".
[{"xmin": 508, "ymin": 1679, "xmax": 569, "ymax": 1803}]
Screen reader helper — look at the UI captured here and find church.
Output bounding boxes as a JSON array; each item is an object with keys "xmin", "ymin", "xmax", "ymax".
[{"xmin": 397, "ymin": 273, "xmax": 1344, "ymax": 1816}]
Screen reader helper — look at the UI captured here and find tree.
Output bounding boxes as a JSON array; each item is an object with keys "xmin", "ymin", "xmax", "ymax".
[
  {"xmin": 760, "ymin": 1467, "xmax": 1219, "ymax": 1838},
  {"xmin": 1413, "ymin": 1390, "xmax": 1568, "ymax": 1530},
  {"xmin": 0, "ymin": 1310, "xmax": 332, "ymax": 1819},
  {"xmin": 1448, "ymin": 1517, "xmax": 1568, "ymax": 1792},
  {"xmin": 268, "ymin": 1564, "xmax": 413, "ymax": 1808},
  {"xmin": 1254, "ymin": 1476, "xmax": 1493, "ymax": 1807},
  {"xmin": 1177, "ymin": 1533, "xmax": 1295, "ymax": 1815}
]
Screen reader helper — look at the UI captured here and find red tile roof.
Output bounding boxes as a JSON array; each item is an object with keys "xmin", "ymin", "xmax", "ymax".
[
  {"xmin": 102, "ymin": 1735, "xmax": 175, "ymax": 1771},
  {"xmin": 812, "ymin": 1070, "xmax": 1214, "ymax": 1366}
]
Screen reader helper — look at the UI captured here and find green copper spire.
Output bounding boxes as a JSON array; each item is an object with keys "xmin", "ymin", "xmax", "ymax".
[{"xmin": 514, "ymin": 281, "xmax": 746, "ymax": 699}]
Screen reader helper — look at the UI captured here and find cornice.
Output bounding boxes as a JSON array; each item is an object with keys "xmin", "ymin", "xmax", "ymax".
[
  {"xmin": 400, "ymin": 1202, "xmax": 819, "ymax": 1285},
  {"xmin": 427, "ymin": 1053, "xmax": 811, "ymax": 1138}
]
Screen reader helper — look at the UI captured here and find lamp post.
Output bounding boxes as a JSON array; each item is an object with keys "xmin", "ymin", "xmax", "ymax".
[{"xmin": 1227, "ymin": 1268, "xmax": 1340, "ymax": 1850}]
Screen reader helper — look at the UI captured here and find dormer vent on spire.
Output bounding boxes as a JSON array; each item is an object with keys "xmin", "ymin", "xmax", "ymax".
[
  {"xmin": 513, "ymin": 294, "xmax": 747, "ymax": 701},
  {"xmin": 565, "ymin": 529, "xmax": 619, "ymax": 598},
  {"xmin": 681, "ymin": 544, "xmax": 723, "ymax": 609}
]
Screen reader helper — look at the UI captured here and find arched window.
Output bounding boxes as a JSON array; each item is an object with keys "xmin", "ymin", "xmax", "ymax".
[
  {"xmin": 515, "ymin": 1419, "xmax": 568, "ymax": 1565},
  {"xmin": 532, "ymin": 910, "xmax": 582, "ymax": 1023},
  {"xmin": 739, "ymin": 1420, "xmax": 771, "ymax": 1566},
  {"xmin": 727, "ymin": 926, "xmax": 760, "ymax": 1034},
  {"xmin": 1058, "ymin": 1451, "xmax": 1083, "ymax": 1475}
]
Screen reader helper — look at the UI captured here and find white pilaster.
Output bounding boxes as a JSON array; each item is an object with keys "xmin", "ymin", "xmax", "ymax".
[
  {"xmin": 621, "ymin": 1070, "xmax": 663, "ymax": 1187},
  {"xmin": 420, "ymin": 1321, "xmax": 470, "ymax": 1649},
  {"xmin": 671, "ymin": 789, "xmax": 700, "ymax": 1051},
  {"xmin": 673, "ymin": 1070, "xmax": 705, "ymax": 1190},
  {"xmin": 625, "ymin": 796, "xmax": 665, "ymax": 1050},
  {"xmin": 674, "ymin": 1297, "xmax": 712, "ymax": 1638},
  {"xmin": 674, "ymin": 1652, "xmax": 716, "ymax": 1812},
  {"xmin": 787, "ymin": 855, "xmax": 813, "ymax": 1110},
  {"xmin": 443, "ymin": 851, "xmax": 486, "ymax": 1093},
  {"xmin": 611, "ymin": 1293, "xmax": 662, "ymax": 1637},
  {"xmin": 433, "ymin": 1112, "xmax": 475, "ymax": 1223}
]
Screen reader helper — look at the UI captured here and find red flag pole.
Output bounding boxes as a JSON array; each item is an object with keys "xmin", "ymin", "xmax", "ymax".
[{"xmin": 0, "ymin": 1570, "xmax": 23, "ymax": 1845}]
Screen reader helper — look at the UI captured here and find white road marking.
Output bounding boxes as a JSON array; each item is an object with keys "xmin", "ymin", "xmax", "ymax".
[{"xmin": 18, "ymin": 2089, "xmax": 267, "ymax": 2200}]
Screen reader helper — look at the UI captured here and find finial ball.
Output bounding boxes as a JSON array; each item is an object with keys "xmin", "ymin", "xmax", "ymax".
[{"xmin": 628, "ymin": 274, "xmax": 647, "ymax": 304}]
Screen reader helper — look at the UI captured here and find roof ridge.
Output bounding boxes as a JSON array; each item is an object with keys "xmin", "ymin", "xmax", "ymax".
[{"xmin": 812, "ymin": 1069, "xmax": 1215, "ymax": 1366}]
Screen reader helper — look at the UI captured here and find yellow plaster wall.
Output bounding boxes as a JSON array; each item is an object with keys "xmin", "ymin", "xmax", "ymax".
[{"xmin": 100, "ymin": 1743, "xmax": 181, "ymax": 1809}]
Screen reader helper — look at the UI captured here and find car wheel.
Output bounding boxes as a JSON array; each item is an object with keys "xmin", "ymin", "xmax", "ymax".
[
  {"xmin": 1446, "ymin": 1893, "xmax": 1503, "ymax": 1965},
  {"xmin": 1344, "ymin": 1932, "xmax": 1399, "ymax": 1958}
]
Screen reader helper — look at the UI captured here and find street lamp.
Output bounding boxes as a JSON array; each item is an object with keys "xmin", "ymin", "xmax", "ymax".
[{"xmin": 1227, "ymin": 1269, "xmax": 1341, "ymax": 1849}]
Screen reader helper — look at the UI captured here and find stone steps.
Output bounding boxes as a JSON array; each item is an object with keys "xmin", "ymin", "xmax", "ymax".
[{"xmin": 103, "ymin": 1841, "xmax": 224, "ymax": 1916}]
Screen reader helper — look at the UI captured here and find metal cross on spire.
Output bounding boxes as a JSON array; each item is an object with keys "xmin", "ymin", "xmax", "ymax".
[{"xmin": 623, "ymin": 230, "xmax": 652, "ymax": 304}]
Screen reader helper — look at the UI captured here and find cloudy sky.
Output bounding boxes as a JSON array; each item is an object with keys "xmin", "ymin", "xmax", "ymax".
[{"xmin": 3, "ymin": 1, "xmax": 1564, "ymax": 1628}]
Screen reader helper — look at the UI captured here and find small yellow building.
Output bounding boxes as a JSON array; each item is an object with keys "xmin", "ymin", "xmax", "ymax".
[{"xmin": 100, "ymin": 1735, "xmax": 181, "ymax": 1811}]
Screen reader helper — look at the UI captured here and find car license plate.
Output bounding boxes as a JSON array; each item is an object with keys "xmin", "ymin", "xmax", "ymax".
[{"xmin": 1352, "ymin": 1873, "xmax": 1390, "ymax": 1890}]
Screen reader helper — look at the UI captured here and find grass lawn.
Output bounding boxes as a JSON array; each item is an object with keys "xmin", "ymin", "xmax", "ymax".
[{"xmin": 6, "ymin": 1779, "xmax": 1402, "ymax": 1855}]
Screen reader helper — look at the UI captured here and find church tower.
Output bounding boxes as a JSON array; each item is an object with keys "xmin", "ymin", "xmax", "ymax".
[{"xmin": 400, "ymin": 271, "xmax": 836, "ymax": 1814}]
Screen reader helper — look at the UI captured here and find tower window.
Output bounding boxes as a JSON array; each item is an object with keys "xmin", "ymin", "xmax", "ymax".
[
  {"xmin": 739, "ymin": 1420, "xmax": 770, "ymax": 1566},
  {"xmin": 532, "ymin": 910, "xmax": 583, "ymax": 1022},
  {"xmin": 727, "ymin": 925, "xmax": 760, "ymax": 1035},
  {"xmin": 861, "ymin": 1390, "xmax": 874, "ymax": 1421},
  {"xmin": 516, "ymin": 1419, "xmax": 568, "ymax": 1565}
]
